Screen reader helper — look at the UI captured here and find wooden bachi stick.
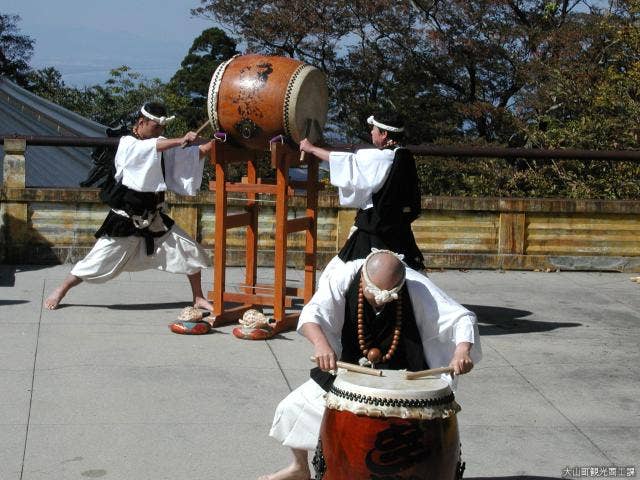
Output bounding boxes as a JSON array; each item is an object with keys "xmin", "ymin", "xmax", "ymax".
[
  {"xmin": 309, "ymin": 356, "xmax": 384, "ymax": 377},
  {"xmin": 405, "ymin": 366, "xmax": 455, "ymax": 380},
  {"xmin": 181, "ymin": 120, "xmax": 211, "ymax": 148}
]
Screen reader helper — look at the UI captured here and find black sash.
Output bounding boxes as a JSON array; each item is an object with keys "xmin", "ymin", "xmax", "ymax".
[
  {"xmin": 95, "ymin": 183, "xmax": 174, "ymax": 255},
  {"xmin": 96, "ymin": 151, "xmax": 174, "ymax": 255}
]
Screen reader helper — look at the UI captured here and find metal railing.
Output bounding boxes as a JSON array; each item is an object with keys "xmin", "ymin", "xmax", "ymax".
[{"xmin": 2, "ymin": 134, "xmax": 640, "ymax": 161}]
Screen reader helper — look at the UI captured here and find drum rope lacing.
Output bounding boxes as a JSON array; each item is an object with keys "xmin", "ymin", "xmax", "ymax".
[
  {"xmin": 207, "ymin": 56, "xmax": 235, "ymax": 132},
  {"xmin": 282, "ymin": 64, "xmax": 308, "ymax": 138},
  {"xmin": 328, "ymin": 384, "xmax": 456, "ymax": 409}
]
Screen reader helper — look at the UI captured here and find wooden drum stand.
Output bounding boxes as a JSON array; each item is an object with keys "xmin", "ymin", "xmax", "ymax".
[{"xmin": 207, "ymin": 140, "xmax": 321, "ymax": 338}]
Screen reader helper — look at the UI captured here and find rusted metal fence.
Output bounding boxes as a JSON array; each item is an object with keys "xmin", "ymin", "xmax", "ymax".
[{"xmin": 3, "ymin": 134, "xmax": 640, "ymax": 160}]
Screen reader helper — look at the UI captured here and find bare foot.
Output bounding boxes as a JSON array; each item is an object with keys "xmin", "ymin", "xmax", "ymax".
[
  {"xmin": 44, "ymin": 287, "xmax": 66, "ymax": 310},
  {"xmin": 257, "ymin": 463, "xmax": 310, "ymax": 480},
  {"xmin": 193, "ymin": 296, "xmax": 214, "ymax": 312},
  {"xmin": 44, "ymin": 275, "xmax": 82, "ymax": 310}
]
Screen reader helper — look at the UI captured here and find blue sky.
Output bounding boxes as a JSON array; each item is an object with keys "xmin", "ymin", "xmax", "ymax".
[{"xmin": 4, "ymin": 0, "xmax": 220, "ymax": 87}]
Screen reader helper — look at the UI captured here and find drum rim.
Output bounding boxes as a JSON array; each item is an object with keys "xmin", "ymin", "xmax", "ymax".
[
  {"xmin": 326, "ymin": 371, "xmax": 460, "ymax": 420},
  {"xmin": 328, "ymin": 382, "xmax": 456, "ymax": 408},
  {"xmin": 332, "ymin": 370, "xmax": 453, "ymax": 400}
]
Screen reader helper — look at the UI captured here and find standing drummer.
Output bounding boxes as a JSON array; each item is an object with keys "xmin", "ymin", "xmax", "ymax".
[
  {"xmin": 299, "ymin": 111, "xmax": 425, "ymax": 275},
  {"xmin": 258, "ymin": 249, "xmax": 481, "ymax": 480},
  {"xmin": 44, "ymin": 102, "xmax": 215, "ymax": 312}
]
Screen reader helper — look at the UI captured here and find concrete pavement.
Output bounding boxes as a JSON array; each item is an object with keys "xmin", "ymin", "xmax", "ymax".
[{"xmin": 1, "ymin": 264, "xmax": 638, "ymax": 480}]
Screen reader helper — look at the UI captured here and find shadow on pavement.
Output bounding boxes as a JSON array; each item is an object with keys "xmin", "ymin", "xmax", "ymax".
[
  {"xmin": 1, "ymin": 264, "xmax": 56, "ymax": 287},
  {"xmin": 0, "ymin": 299, "xmax": 29, "ymax": 306},
  {"xmin": 106, "ymin": 302, "xmax": 191, "ymax": 311},
  {"xmin": 465, "ymin": 304, "xmax": 581, "ymax": 335},
  {"xmin": 56, "ymin": 302, "xmax": 191, "ymax": 310}
]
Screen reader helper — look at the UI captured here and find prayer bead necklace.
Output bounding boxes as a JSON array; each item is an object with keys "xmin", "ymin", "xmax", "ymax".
[{"xmin": 357, "ymin": 280, "xmax": 402, "ymax": 365}]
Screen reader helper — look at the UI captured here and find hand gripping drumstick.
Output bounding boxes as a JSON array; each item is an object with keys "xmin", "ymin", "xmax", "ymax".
[
  {"xmin": 181, "ymin": 120, "xmax": 211, "ymax": 148},
  {"xmin": 405, "ymin": 366, "xmax": 455, "ymax": 380},
  {"xmin": 299, "ymin": 118, "xmax": 312, "ymax": 163},
  {"xmin": 309, "ymin": 356, "xmax": 384, "ymax": 377}
]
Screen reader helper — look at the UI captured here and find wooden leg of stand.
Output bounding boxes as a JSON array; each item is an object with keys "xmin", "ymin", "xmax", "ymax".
[
  {"xmin": 273, "ymin": 143, "xmax": 288, "ymax": 324},
  {"xmin": 211, "ymin": 143, "xmax": 226, "ymax": 317},
  {"xmin": 304, "ymin": 155, "xmax": 319, "ymax": 302},
  {"xmin": 245, "ymin": 154, "xmax": 258, "ymax": 296}
]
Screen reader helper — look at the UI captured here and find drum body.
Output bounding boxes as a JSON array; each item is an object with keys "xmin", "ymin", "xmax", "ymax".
[
  {"xmin": 315, "ymin": 370, "xmax": 463, "ymax": 480},
  {"xmin": 207, "ymin": 54, "xmax": 328, "ymax": 150}
]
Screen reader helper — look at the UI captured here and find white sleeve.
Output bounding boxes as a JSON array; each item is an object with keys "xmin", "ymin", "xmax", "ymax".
[
  {"xmin": 406, "ymin": 269, "xmax": 482, "ymax": 370},
  {"xmin": 114, "ymin": 136, "xmax": 166, "ymax": 192},
  {"xmin": 297, "ymin": 260, "xmax": 364, "ymax": 356},
  {"xmin": 328, "ymin": 149, "xmax": 395, "ymax": 208},
  {"xmin": 162, "ymin": 145, "xmax": 206, "ymax": 196}
]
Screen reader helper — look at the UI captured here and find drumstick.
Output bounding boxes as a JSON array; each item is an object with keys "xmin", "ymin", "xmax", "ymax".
[
  {"xmin": 309, "ymin": 356, "xmax": 383, "ymax": 377},
  {"xmin": 181, "ymin": 120, "xmax": 211, "ymax": 148},
  {"xmin": 405, "ymin": 366, "xmax": 455, "ymax": 380},
  {"xmin": 299, "ymin": 118, "xmax": 312, "ymax": 163}
]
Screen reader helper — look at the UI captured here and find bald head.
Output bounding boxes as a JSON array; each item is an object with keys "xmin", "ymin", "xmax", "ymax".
[{"xmin": 364, "ymin": 251, "xmax": 405, "ymax": 291}]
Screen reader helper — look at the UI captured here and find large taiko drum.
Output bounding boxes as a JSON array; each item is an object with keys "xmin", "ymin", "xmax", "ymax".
[
  {"xmin": 207, "ymin": 54, "xmax": 328, "ymax": 150},
  {"xmin": 314, "ymin": 370, "xmax": 464, "ymax": 480}
]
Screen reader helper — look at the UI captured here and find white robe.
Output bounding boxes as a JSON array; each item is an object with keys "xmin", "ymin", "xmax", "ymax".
[
  {"xmin": 321, "ymin": 147, "xmax": 398, "ymax": 282},
  {"xmin": 71, "ymin": 219, "xmax": 209, "ymax": 282},
  {"xmin": 114, "ymin": 135, "xmax": 205, "ymax": 196},
  {"xmin": 72, "ymin": 136, "xmax": 209, "ymax": 282},
  {"xmin": 328, "ymin": 148, "xmax": 396, "ymax": 209},
  {"xmin": 269, "ymin": 259, "xmax": 482, "ymax": 450}
]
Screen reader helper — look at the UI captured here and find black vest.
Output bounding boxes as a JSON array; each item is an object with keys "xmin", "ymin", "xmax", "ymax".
[
  {"xmin": 311, "ymin": 267, "xmax": 427, "ymax": 390},
  {"xmin": 338, "ymin": 148, "xmax": 425, "ymax": 270},
  {"xmin": 340, "ymin": 267, "xmax": 427, "ymax": 370}
]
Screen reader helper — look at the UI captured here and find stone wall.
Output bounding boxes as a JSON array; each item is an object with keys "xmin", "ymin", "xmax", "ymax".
[{"xmin": 3, "ymin": 142, "xmax": 640, "ymax": 271}]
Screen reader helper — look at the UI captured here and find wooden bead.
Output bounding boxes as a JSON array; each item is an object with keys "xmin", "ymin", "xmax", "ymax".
[
  {"xmin": 367, "ymin": 348, "xmax": 381, "ymax": 363},
  {"xmin": 358, "ymin": 282, "xmax": 404, "ymax": 363}
]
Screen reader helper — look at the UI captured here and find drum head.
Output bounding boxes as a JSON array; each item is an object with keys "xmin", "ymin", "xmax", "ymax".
[
  {"xmin": 326, "ymin": 369, "xmax": 460, "ymax": 420},
  {"xmin": 284, "ymin": 65, "xmax": 328, "ymax": 145}
]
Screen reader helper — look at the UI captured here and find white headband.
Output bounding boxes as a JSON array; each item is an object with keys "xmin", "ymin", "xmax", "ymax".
[
  {"xmin": 141, "ymin": 106, "xmax": 176, "ymax": 126},
  {"xmin": 362, "ymin": 249, "xmax": 406, "ymax": 304},
  {"xmin": 367, "ymin": 115, "xmax": 404, "ymax": 133}
]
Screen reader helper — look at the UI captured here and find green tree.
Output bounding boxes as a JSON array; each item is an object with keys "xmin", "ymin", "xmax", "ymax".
[
  {"xmin": 513, "ymin": 0, "xmax": 640, "ymax": 198},
  {"xmin": 26, "ymin": 66, "xmax": 68, "ymax": 98},
  {"xmin": 169, "ymin": 27, "xmax": 238, "ymax": 129},
  {"xmin": 191, "ymin": 0, "xmax": 604, "ymax": 144},
  {"xmin": 0, "ymin": 13, "xmax": 34, "ymax": 86},
  {"xmin": 28, "ymin": 65, "xmax": 190, "ymax": 136}
]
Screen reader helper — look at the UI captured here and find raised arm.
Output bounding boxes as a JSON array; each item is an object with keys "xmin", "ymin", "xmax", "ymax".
[
  {"xmin": 156, "ymin": 132, "xmax": 213, "ymax": 158},
  {"xmin": 299, "ymin": 138, "xmax": 331, "ymax": 161}
]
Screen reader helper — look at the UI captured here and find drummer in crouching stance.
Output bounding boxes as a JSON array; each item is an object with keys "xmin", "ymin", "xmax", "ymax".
[{"xmin": 258, "ymin": 249, "xmax": 482, "ymax": 480}]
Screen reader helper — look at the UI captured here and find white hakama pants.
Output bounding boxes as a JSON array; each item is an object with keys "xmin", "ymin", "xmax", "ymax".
[
  {"xmin": 269, "ymin": 380, "xmax": 327, "ymax": 451},
  {"xmin": 71, "ymin": 224, "xmax": 209, "ymax": 283}
]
